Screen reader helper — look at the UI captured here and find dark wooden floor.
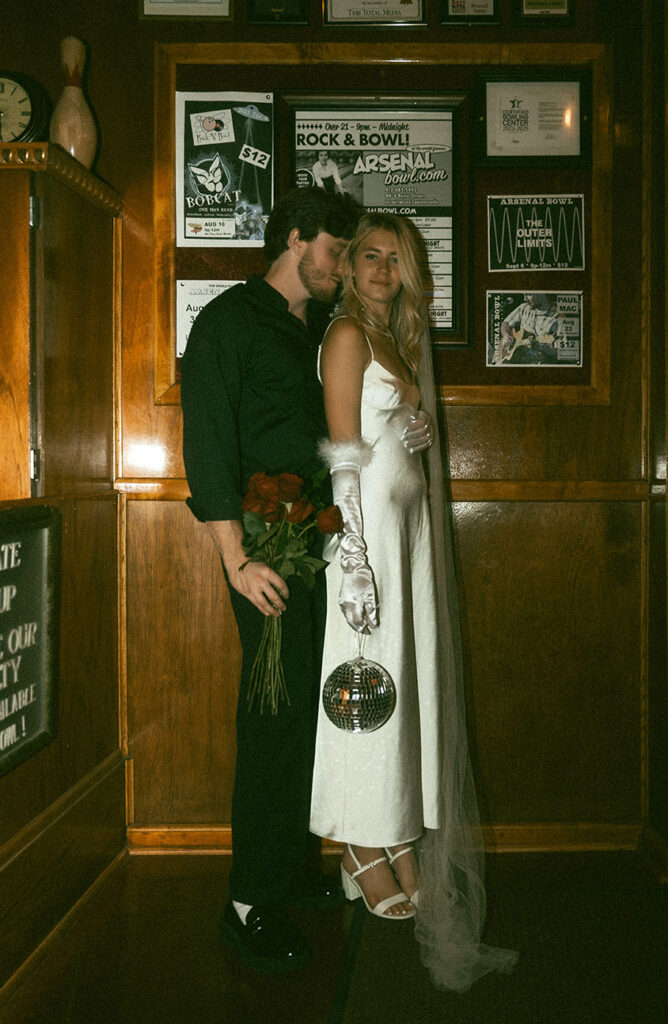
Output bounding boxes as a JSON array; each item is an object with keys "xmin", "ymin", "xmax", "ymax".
[{"xmin": 1, "ymin": 851, "xmax": 666, "ymax": 1024}]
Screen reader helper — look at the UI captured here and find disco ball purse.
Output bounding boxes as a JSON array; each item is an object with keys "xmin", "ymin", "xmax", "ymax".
[{"xmin": 321, "ymin": 637, "xmax": 396, "ymax": 734}]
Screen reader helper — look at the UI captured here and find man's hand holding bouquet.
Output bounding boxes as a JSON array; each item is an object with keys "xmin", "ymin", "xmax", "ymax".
[{"xmin": 240, "ymin": 468, "xmax": 343, "ymax": 714}]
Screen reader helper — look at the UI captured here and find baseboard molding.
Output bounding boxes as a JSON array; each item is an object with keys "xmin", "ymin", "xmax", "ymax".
[
  {"xmin": 127, "ymin": 822, "xmax": 643, "ymax": 855},
  {"xmin": 127, "ymin": 825, "xmax": 234, "ymax": 854},
  {"xmin": 482, "ymin": 822, "xmax": 642, "ymax": 852},
  {"xmin": 636, "ymin": 825, "xmax": 668, "ymax": 883}
]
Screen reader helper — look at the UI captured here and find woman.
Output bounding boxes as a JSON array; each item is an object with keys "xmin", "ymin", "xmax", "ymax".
[{"xmin": 309, "ymin": 212, "xmax": 518, "ymax": 990}]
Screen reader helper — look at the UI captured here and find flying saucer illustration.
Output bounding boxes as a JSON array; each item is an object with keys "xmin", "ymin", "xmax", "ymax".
[
  {"xmin": 233, "ymin": 103, "xmax": 270, "ymax": 211},
  {"xmin": 232, "ymin": 104, "xmax": 270, "ymax": 122}
]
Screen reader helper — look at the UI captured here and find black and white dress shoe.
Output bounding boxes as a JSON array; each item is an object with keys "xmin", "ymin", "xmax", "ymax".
[{"xmin": 219, "ymin": 901, "xmax": 310, "ymax": 974}]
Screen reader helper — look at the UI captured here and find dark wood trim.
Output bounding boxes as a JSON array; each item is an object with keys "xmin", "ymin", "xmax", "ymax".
[
  {"xmin": 637, "ymin": 826, "xmax": 668, "ymax": 884},
  {"xmin": 116, "ymin": 477, "xmax": 653, "ymax": 502},
  {"xmin": 126, "ymin": 821, "xmax": 642, "ymax": 854}
]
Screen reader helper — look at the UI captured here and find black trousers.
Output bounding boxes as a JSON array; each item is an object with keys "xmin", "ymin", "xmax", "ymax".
[{"xmin": 228, "ymin": 572, "xmax": 327, "ymax": 905}]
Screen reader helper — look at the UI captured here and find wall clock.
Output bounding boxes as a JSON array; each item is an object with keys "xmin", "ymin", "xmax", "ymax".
[{"xmin": 0, "ymin": 71, "xmax": 52, "ymax": 143}]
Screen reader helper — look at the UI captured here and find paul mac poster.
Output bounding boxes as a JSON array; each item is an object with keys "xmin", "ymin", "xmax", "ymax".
[
  {"xmin": 176, "ymin": 92, "xmax": 274, "ymax": 247},
  {"xmin": 487, "ymin": 291, "xmax": 583, "ymax": 367}
]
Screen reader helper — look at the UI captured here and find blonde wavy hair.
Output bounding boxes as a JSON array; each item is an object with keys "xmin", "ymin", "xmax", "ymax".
[{"xmin": 339, "ymin": 212, "xmax": 427, "ymax": 375}]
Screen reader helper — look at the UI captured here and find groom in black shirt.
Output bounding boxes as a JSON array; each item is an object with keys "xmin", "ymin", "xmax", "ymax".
[{"xmin": 181, "ymin": 187, "xmax": 359, "ymax": 973}]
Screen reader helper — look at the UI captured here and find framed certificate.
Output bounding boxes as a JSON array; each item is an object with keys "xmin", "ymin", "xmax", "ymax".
[
  {"xmin": 479, "ymin": 74, "xmax": 588, "ymax": 165},
  {"xmin": 324, "ymin": 1, "xmax": 425, "ymax": 25},
  {"xmin": 514, "ymin": 0, "xmax": 572, "ymax": 22},
  {"xmin": 440, "ymin": 0, "xmax": 498, "ymax": 23},
  {"xmin": 247, "ymin": 0, "xmax": 309, "ymax": 23},
  {"xmin": 142, "ymin": 0, "xmax": 232, "ymax": 17}
]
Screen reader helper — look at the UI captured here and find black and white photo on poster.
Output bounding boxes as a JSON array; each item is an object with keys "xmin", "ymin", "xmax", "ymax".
[
  {"xmin": 487, "ymin": 290, "xmax": 583, "ymax": 367},
  {"xmin": 488, "ymin": 195, "xmax": 584, "ymax": 271},
  {"xmin": 294, "ymin": 107, "xmax": 455, "ymax": 330},
  {"xmin": 175, "ymin": 92, "xmax": 273, "ymax": 247}
]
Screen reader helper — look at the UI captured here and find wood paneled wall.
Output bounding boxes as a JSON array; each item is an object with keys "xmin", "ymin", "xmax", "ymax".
[
  {"xmin": 0, "ymin": 152, "xmax": 123, "ymax": 994},
  {"xmin": 125, "ymin": 500, "xmax": 240, "ymax": 826},
  {"xmin": 2, "ymin": 0, "xmax": 665, "ymax": 877}
]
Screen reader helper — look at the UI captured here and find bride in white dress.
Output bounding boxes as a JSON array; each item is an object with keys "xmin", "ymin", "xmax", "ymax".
[{"xmin": 309, "ymin": 212, "xmax": 518, "ymax": 989}]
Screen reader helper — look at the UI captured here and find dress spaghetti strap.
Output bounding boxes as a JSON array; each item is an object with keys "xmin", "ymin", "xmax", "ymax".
[{"xmin": 318, "ymin": 315, "xmax": 375, "ymax": 382}]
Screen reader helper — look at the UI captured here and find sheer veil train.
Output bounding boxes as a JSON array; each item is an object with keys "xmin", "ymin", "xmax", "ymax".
[{"xmin": 413, "ymin": 324, "xmax": 519, "ymax": 991}]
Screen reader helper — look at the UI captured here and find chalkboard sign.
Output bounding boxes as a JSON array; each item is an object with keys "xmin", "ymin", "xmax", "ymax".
[{"xmin": 0, "ymin": 505, "xmax": 60, "ymax": 776}]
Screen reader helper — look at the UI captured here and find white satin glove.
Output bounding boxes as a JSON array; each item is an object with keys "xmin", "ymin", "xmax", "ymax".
[
  {"xmin": 331, "ymin": 465, "xmax": 379, "ymax": 634},
  {"xmin": 401, "ymin": 409, "xmax": 433, "ymax": 454}
]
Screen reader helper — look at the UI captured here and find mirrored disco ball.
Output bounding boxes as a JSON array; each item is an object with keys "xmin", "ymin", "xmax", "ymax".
[{"xmin": 322, "ymin": 656, "xmax": 396, "ymax": 733}]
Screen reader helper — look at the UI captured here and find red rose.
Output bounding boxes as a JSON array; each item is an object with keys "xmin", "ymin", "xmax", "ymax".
[
  {"xmin": 276, "ymin": 473, "xmax": 303, "ymax": 503},
  {"xmin": 285, "ymin": 497, "xmax": 315, "ymax": 525},
  {"xmin": 242, "ymin": 493, "xmax": 282, "ymax": 522},
  {"xmin": 241, "ymin": 492, "xmax": 264, "ymax": 515},
  {"xmin": 317, "ymin": 504, "xmax": 344, "ymax": 534},
  {"xmin": 250, "ymin": 472, "xmax": 280, "ymax": 502},
  {"xmin": 242, "ymin": 473, "xmax": 281, "ymax": 521},
  {"xmin": 261, "ymin": 504, "xmax": 282, "ymax": 523}
]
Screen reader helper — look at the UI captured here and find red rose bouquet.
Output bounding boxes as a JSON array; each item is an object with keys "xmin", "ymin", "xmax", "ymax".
[{"xmin": 241, "ymin": 468, "xmax": 343, "ymax": 714}]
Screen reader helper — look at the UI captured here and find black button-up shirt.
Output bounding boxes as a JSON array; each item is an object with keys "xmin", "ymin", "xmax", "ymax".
[{"xmin": 181, "ymin": 275, "xmax": 329, "ymax": 523}]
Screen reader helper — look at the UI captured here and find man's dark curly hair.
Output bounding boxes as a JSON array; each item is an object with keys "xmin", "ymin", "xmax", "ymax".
[{"xmin": 264, "ymin": 187, "xmax": 360, "ymax": 265}]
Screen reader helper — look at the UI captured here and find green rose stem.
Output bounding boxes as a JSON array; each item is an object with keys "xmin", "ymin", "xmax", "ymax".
[
  {"xmin": 246, "ymin": 518, "xmax": 290, "ymax": 714},
  {"xmin": 248, "ymin": 614, "xmax": 287, "ymax": 714}
]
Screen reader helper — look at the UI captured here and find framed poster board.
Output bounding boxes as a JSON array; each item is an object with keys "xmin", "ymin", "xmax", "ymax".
[
  {"xmin": 153, "ymin": 42, "xmax": 611, "ymax": 407},
  {"xmin": 0, "ymin": 505, "xmax": 60, "ymax": 777}
]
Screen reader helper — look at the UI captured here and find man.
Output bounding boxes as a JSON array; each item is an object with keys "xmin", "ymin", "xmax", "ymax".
[
  {"xmin": 180, "ymin": 187, "xmax": 360, "ymax": 973},
  {"xmin": 312, "ymin": 150, "xmax": 346, "ymax": 194}
]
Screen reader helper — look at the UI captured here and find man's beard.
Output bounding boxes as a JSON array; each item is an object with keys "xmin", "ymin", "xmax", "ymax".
[{"xmin": 297, "ymin": 248, "xmax": 340, "ymax": 305}]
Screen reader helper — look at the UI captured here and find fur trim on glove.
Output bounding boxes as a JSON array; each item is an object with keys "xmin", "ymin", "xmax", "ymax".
[{"xmin": 318, "ymin": 436, "xmax": 374, "ymax": 471}]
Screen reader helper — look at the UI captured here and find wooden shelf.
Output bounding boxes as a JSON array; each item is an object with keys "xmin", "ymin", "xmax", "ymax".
[{"xmin": 0, "ymin": 143, "xmax": 122, "ymax": 214}]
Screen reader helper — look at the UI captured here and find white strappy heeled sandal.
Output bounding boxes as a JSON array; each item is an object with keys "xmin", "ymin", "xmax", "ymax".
[
  {"xmin": 341, "ymin": 846, "xmax": 415, "ymax": 920},
  {"xmin": 386, "ymin": 845, "xmax": 420, "ymax": 908}
]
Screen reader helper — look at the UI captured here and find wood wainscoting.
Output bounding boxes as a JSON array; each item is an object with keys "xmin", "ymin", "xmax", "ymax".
[{"xmin": 120, "ymin": 478, "xmax": 650, "ymax": 858}]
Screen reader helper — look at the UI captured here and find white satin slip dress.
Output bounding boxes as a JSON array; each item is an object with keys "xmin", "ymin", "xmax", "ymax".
[{"xmin": 310, "ymin": 329, "xmax": 443, "ymax": 847}]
